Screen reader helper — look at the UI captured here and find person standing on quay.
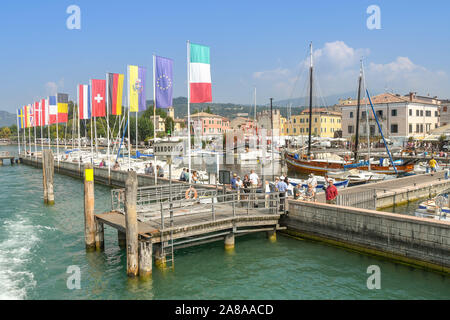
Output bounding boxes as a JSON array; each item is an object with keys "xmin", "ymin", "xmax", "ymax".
[
  {"xmin": 429, "ymin": 157, "xmax": 437, "ymax": 175},
  {"xmin": 325, "ymin": 177, "xmax": 338, "ymax": 205},
  {"xmin": 276, "ymin": 177, "xmax": 288, "ymax": 211}
]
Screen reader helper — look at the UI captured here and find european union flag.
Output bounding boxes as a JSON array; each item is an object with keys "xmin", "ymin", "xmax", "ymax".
[{"xmin": 155, "ymin": 56, "xmax": 173, "ymax": 109}]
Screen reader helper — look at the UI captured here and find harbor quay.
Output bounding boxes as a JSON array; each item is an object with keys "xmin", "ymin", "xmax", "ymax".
[
  {"xmin": 18, "ymin": 150, "xmax": 450, "ymax": 276},
  {"xmin": 318, "ymin": 171, "xmax": 450, "ymax": 210},
  {"xmin": 281, "ymin": 200, "xmax": 450, "ymax": 274}
]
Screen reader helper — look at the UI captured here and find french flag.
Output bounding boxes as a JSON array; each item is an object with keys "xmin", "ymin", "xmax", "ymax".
[{"xmin": 78, "ymin": 84, "xmax": 91, "ymax": 120}]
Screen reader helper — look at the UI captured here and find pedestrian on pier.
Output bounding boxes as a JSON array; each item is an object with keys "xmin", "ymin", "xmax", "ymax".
[
  {"xmin": 265, "ymin": 180, "xmax": 271, "ymax": 208},
  {"xmin": 157, "ymin": 165, "xmax": 164, "ymax": 178},
  {"xmin": 113, "ymin": 161, "xmax": 120, "ymax": 170},
  {"xmin": 325, "ymin": 177, "xmax": 338, "ymax": 205},
  {"xmin": 179, "ymin": 168, "xmax": 187, "ymax": 181},
  {"xmin": 147, "ymin": 162, "xmax": 154, "ymax": 176},
  {"xmin": 231, "ymin": 173, "xmax": 238, "ymax": 190},
  {"xmin": 276, "ymin": 177, "xmax": 288, "ymax": 211},
  {"xmin": 429, "ymin": 157, "xmax": 437, "ymax": 175}
]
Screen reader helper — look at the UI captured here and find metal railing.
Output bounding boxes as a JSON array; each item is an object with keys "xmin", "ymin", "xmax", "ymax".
[
  {"xmin": 111, "ymin": 184, "xmax": 283, "ymax": 226},
  {"xmin": 336, "ymin": 189, "xmax": 376, "ymax": 209},
  {"xmin": 111, "ymin": 184, "xmax": 218, "ymax": 214}
]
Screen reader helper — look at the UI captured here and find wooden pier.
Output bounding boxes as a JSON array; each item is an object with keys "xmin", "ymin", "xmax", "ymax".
[
  {"xmin": 0, "ymin": 151, "xmax": 16, "ymax": 165},
  {"xmin": 86, "ymin": 171, "xmax": 285, "ymax": 277}
]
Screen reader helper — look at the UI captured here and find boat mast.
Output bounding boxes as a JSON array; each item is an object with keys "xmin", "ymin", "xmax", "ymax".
[
  {"xmin": 354, "ymin": 62, "xmax": 363, "ymax": 161},
  {"xmin": 361, "ymin": 60, "xmax": 371, "ymax": 171},
  {"xmin": 307, "ymin": 42, "xmax": 313, "ymax": 156}
]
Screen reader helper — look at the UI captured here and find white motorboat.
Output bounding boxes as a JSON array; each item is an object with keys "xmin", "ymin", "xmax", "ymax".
[
  {"xmin": 415, "ymin": 192, "xmax": 450, "ymax": 221},
  {"xmin": 327, "ymin": 169, "xmax": 386, "ymax": 185}
]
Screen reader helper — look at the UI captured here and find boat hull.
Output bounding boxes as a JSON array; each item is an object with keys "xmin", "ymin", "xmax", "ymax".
[{"xmin": 285, "ymin": 152, "xmax": 414, "ymax": 175}]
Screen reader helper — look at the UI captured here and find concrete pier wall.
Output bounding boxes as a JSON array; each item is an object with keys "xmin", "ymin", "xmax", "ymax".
[
  {"xmin": 282, "ymin": 200, "xmax": 450, "ymax": 274},
  {"xmin": 375, "ymin": 178, "xmax": 450, "ymax": 209}
]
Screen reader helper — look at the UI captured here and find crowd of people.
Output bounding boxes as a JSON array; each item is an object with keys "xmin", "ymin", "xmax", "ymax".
[{"xmin": 228, "ymin": 170, "xmax": 339, "ymax": 211}]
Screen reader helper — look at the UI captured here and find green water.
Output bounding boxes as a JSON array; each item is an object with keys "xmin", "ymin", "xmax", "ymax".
[{"xmin": 1, "ymin": 146, "xmax": 449, "ymax": 300}]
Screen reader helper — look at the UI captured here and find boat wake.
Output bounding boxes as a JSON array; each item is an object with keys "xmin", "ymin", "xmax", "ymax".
[{"xmin": 0, "ymin": 216, "xmax": 39, "ymax": 300}]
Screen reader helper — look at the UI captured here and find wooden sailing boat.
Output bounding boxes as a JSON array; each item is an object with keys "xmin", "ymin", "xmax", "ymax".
[{"xmin": 285, "ymin": 48, "xmax": 414, "ymax": 175}]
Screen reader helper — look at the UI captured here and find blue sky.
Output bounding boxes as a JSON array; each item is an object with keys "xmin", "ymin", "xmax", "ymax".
[{"xmin": 1, "ymin": 0, "xmax": 449, "ymax": 112}]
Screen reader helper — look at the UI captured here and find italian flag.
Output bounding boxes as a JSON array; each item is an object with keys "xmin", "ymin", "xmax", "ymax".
[{"xmin": 189, "ymin": 43, "xmax": 212, "ymax": 103}]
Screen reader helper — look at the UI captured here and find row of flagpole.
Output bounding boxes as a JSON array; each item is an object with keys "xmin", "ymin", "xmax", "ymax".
[{"xmin": 16, "ymin": 41, "xmax": 212, "ymax": 185}]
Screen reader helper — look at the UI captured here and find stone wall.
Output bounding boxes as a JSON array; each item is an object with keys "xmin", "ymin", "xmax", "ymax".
[{"xmin": 282, "ymin": 200, "xmax": 450, "ymax": 274}]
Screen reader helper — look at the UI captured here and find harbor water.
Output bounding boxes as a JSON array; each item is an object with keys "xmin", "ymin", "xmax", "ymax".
[{"xmin": 1, "ymin": 146, "xmax": 449, "ymax": 300}]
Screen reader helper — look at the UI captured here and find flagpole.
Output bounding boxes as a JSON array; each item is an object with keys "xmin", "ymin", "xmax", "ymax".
[
  {"xmin": 106, "ymin": 73, "xmax": 111, "ymax": 181},
  {"xmin": 127, "ymin": 66, "xmax": 131, "ymax": 170},
  {"xmin": 153, "ymin": 54, "xmax": 157, "ymax": 185},
  {"xmin": 57, "ymin": 110, "xmax": 60, "ymax": 167},
  {"xmin": 34, "ymin": 113, "xmax": 37, "ymax": 161},
  {"xmin": 28, "ymin": 127, "xmax": 31, "ymax": 158},
  {"xmin": 48, "ymin": 101, "xmax": 51, "ymax": 150},
  {"xmin": 78, "ymin": 102, "xmax": 81, "ymax": 170},
  {"xmin": 187, "ymin": 40, "xmax": 192, "ymax": 183},
  {"xmin": 90, "ymin": 114, "xmax": 93, "ymax": 164},
  {"xmin": 23, "ymin": 110, "xmax": 27, "ymax": 155},
  {"xmin": 94, "ymin": 116, "xmax": 98, "ymax": 158},
  {"xmin": 40, "ymin": 102, "xmax": 43, "ymax": 153},
  {"xmin": 16, "ymin": 110, "xmax": 20, "ymax": 155},
  {"xmin": 135, "ymin": 111, "xmax": 138, "ymax": 154}
]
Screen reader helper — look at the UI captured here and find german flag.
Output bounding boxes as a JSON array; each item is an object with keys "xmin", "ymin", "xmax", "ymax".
[
  {"xmin": 57, "ymin": 93, "xmax": 69, "ymax": 123},
  {"xmin": 107, "ymin": 73, "xmax": 124, "ymax": 115}
]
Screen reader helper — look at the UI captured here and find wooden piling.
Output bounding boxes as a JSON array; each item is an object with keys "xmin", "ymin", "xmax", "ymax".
[
  {"xmin": 95, "ymin": 220, "xmax": 104, "ymax": 251},
  {"xmin": 118, "ymin": 230, "xmax": 126, "ymax": 248},
  {"xmin": 139, "ymin": 240, "xmax": 152, "ymax": 278},
  {"xmin": 125, "ymin": 171, "xmax": 139, "ymax": 277},
  {"xmin": 42, "ymin": 150, "xmax": 55, "ymax": 204},
  {"xmin": 84, "ymin": 163, "xmax": 96, "ymax": 250}
]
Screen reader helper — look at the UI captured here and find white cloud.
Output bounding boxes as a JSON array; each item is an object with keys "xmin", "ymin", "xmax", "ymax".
[
  {"xmin": 251, "ymin": 41, "xmax": 448, "ymax": 102},
  {"xmin": 45, "ymin": 78, "xmax": 65, "ymax": 96},
  {"xmin": 253, "ymin": 67, "xmax": 291, "ymax": 80}
]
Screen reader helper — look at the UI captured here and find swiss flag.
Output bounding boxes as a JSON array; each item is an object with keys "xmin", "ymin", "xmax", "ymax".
[{"xmin": 90, "ymin": 79, "xmax": 106, "ymax": 117}]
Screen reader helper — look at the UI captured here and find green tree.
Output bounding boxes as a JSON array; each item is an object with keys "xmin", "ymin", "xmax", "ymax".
[
  {"xmin": 165, "ymin": 116, "xmax": 174, "ymax": 134},
  {"xmin": 0, "ymin": 127, "xmax": 12, "ymax": 138}
]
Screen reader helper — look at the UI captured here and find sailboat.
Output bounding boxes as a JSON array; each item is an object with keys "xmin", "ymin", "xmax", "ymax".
[{"xmin": 285, "ymin": 47, "xmax": 414, "ymax": 175}]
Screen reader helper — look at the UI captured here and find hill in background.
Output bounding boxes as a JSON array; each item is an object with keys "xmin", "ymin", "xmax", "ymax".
[
  {"xmin": 146, "ymin": 94, "xmax": 349, "ymax": 120},
  {"xmin": 0, "ymin": 110, "xmax": 16, "ymax": 127}
]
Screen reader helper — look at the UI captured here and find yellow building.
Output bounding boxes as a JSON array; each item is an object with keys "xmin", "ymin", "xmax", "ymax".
[{"xmin": 283, "ymin": 108, "xmax": 342, "ymax": 138}]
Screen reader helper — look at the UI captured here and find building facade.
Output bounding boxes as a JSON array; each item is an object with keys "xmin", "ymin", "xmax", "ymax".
[
  {"xmin": 283, "ymin": 108, "xmax": 342, "ymax": 138},
  {"xmin": 340, "ymin": 92, "xmax": 440, "ymax": 139},
  {"xmin": 187, "ymin": 112, "xmax": 230, "ymax": 135},
  {"xmin": 256, "ymin": 109, "xmax": 286, "ymax": 135},
  {"xmin": 439, "ymin": 100, "xmax": 450, "ymax": 126},
  {"xmin": 230, "ymin": 117, "xmax": 256, "ymax": 134}
]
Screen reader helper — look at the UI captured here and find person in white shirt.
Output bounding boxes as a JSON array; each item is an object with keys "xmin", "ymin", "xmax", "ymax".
[
  {"xmin": 249, "ymin": 169, "xmax": 260, "ymax": 187},
  {"xmin": 306, "ymin": 174, "xmax": 318, "ymax": 189},
  {"xmin": 264, "ymin": 180, "xmax": 271, "ymax": 208}
]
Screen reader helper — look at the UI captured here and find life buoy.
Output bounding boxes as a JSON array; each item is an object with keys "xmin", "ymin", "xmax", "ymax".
[
  {"xmin": 344, "ymin": 155, "xmax": 350, "ymax": 162},
  {"xmin": 185, "ymin": 187, "xmax": 198, "ymax": 199}
]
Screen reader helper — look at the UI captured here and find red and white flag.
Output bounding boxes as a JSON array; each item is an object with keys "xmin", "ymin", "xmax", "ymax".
[
  {"xmin": 40, "ymin": 99, "xmax": 48, "ymax": 126},
  {"xmin": 77, "ymin": 84, "xmax": 91, "ymax": 120},
  {"xmin": 90, "ymin": 79, "xmax": 106, "ymax": 117}
]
